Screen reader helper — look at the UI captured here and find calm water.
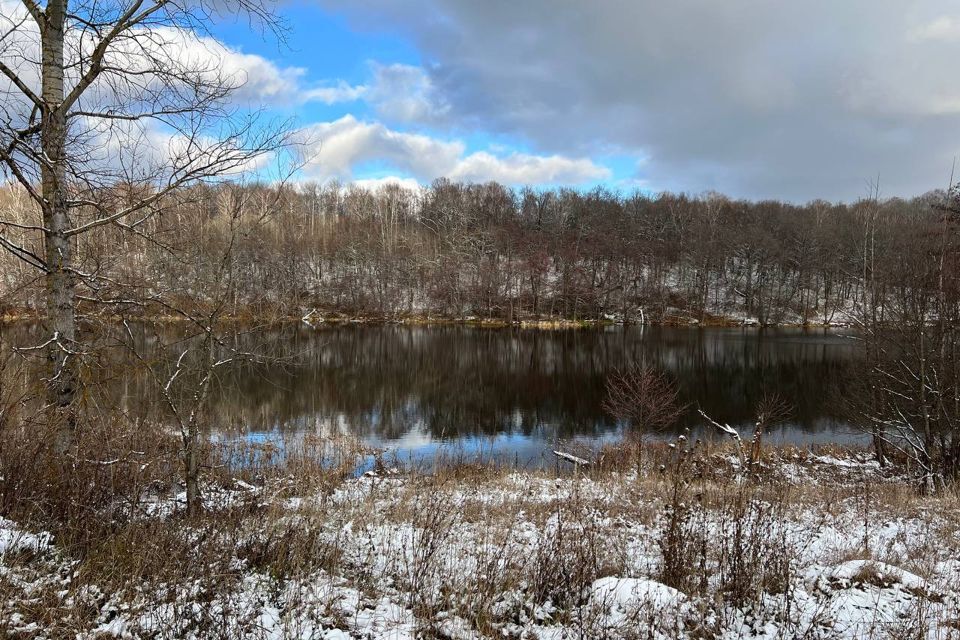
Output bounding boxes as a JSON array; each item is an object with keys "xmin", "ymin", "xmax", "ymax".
[
  {"xmin": 0, "ymin": 323, "xmax": 864, "ymax": 466},
  {"xmin": 205, "ymin": 325, "xmax": 862, "ymax": 465}
]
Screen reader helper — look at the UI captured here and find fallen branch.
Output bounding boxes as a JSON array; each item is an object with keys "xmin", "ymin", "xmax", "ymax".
[
  {"xmin": 699, "ymin": 409, "xmax": 746, "ymax": 464},
  {"xmin": 553, "ymin": 450, "xmax": 591, "ymax": 466}
]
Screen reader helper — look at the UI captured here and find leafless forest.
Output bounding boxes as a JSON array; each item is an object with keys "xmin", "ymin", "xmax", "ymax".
[
  {"xmin": 4, "ymin": 172, "xmax": 960, "ymax": 488},
  {"xmin": 2, "ymin": 180, "xmax": 956, "ymax": 326}
]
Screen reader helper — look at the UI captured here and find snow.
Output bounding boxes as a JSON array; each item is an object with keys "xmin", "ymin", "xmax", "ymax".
[
  {"xmin": 814, "ymin": 454, "xmax": 878, "ymax": 469},
  {"xmin": 798, "ymin": 560, "xmax": 945, "ymax": 637},
  {"xmin": 2, "ymin": 458, "xmax": 959, "ymax": 639},
  {"xmin": 552, "ymin": 450, "xmax": 591, "ymax": 466},
  {"xmin": 821, "ymin": 559, "xmax": 934, "ymax": 595},
  {"xmin": 0, "ymin": 517, "xmax": 51, "ymax": 554},
  {"xmin": 589, "ymin": 577, "xmax": 686, "ymax": 631}
]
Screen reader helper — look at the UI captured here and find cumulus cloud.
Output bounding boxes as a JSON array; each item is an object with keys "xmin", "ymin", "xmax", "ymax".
[
  {"xmin": 298, "ymin": 115, "xmax": 609, "ymax": 185},
  {"xmin": 353, "ymin": 176, "xmax": 424, "ymax": 191},
  {"xmin": 316, "ymin": 0, "xmax": 960, "ymax": 201},
  {"xmin": 302, "ymin": 80, "xmax": 368, "ymax": 105},
  {"xmin": 0, "ymin": 0, "xmax": 608, "ymax": 190},
  {"xmin": 364, "ymin": 63, "xmax": 450, "ymax": 125},
  {"xmin": 0, "ymin": 0, "xmax": 362, "ymax": 116},
  {"xmin": 448, "ymin": 150, "xmax": 608, "ymax": 184},
  {"xmin": 126, "ymin": 30, "xmax": 364, "ymax": 108},
  {"xmin": 0, "ymin": 1, "xmax": 281, "ymax": 187}
]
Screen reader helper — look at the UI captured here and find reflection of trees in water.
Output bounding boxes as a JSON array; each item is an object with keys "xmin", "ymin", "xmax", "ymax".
[
  {"xmin": 0, "ymin": 323, "xmax": 858, "ymax": 443},
  {"xmin": 206, "ymin": 326, "xmax": 857, "ymax": 441},
  {"xmin": 0, "ymin": 325, "xmax": 854, "ymax": 440}
]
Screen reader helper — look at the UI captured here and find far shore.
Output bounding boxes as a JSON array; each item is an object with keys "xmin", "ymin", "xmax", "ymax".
[{"xmin": 0, "ymin": 307, "xmax": 856, "ymax": 330}]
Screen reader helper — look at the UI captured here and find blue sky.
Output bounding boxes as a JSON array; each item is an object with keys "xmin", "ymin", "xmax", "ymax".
[
  {"xmin": 202, "ymin": 2, "xmax": 629, "ymax": 191},
  {"xmin": 211, "ymin": 4, "xmax": 419, "ymax": 116},
  {"xmin": 199, "ymin": 1, "xmax": 960, "ymax": 201}
]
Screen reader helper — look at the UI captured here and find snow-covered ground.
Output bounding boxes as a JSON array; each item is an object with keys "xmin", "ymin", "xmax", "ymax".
[{"xmin": 1, "ymin": 452, "xmax": 959, "ymax": 639}]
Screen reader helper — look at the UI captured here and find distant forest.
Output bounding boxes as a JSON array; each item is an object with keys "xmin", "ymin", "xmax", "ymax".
[{"xmin": 0, "ymin": 179, "xmax": 953, "ymax": 325}]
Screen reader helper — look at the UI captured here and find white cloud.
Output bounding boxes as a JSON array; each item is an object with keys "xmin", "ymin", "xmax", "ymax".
[
  {"xmin": 201, "ymin": 42, "xmax": 307, "ymax": 104},
  {"xmin": 109, "ymin": 27, "xmax": 363, "ymax": 108},
  {"xmin": 2, "ymin": 1, "xmax": 607, "ymax": 189},
  {"xmin": 0, "ymin": 1, "xmax": 363, "ymax": 114},
  {"xmin": 365, "ymin": 62, "xmax": 450, "ymax": 125},
  {"xmin": 353, "ymin": 176, "xmax": 423, "ymax": 191},
  {"xmin": 909, "ymin": 16, "xmax": 960, "ymax": 42},
  {"xmin": 448, "ymin": 151, "xmax": 610, "ymax": 184},
  {"xmin": 298, "ymin": 115, "xmax": 610, "ymax": 185},
  {"xmin": 317, "ymin": 0, "xmax": 960, "ymax": 201},
  {"xmin": 71, "ymin": 114, "xmax": 274, "ymax": 187},
  {"xmin": 302, "ymin": 80, "xmax": 368, "ymax": 105},
  {"xmin": 299, "ymin": 115, "xmax": 464, "ymax": 178},
  {"xmin": 0, "ymin": 3, "xmax": 279, "ymax": 186}
]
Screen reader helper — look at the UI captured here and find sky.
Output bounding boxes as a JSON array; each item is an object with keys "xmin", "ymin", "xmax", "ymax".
[{"xmin": 8, "ymin": 1, "xmax": 960, "ymax": 202}]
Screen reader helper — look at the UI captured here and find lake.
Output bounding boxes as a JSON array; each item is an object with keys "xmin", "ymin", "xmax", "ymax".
[
  {"xmin": 201, "ymin": 325, "xmax": 863, "ymax": 466},
  {"xmin": 0, "ymin": 323, "xmax": 864, "ymax": 466}
]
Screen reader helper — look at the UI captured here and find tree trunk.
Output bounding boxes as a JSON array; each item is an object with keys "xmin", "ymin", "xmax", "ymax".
[
  {"xmin": 184, "ymin": 333, "xmax": 215, "ymax": 516},
  {"xmin": 41, "ymin": 0, "xmax": 78, "ymax": 452},
  {"xmin": 185, "ymin": 435, "xmax": 200, "ymax": 515}
]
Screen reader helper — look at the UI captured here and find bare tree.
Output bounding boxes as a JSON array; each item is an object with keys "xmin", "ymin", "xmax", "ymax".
[
  {"xmin": 117, "ymin": 182, "xmax": 294, "ymax": 515},
  {"xmin": 603, "ymin": 364, "xmax": 685, "ymax": 470},
  {"xmin": 0, "ymin": 0, "xmax": 287, "ymax": 450},
  {"xmin": 845, "ymin": 183, "xmax": 960, "ymax": 490}
]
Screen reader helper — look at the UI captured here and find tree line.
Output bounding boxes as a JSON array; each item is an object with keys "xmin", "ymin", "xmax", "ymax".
[{"xmin": 1, "ymin": 179, "xmax": 950, "ymax": 326}]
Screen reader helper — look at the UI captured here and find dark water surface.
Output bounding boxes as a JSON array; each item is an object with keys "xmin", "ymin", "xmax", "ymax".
[
  {"xmin": 207, "ymin": 325, "xmax": 863, "ymax": 465},
  {"xmin": 0, "ymin": 323, "xmax": 864, "ymax": 465}
]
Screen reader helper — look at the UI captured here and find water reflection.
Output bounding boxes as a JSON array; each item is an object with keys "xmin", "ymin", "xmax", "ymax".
[
  {"xmin": 0, "ymin": 323, "xmax": 864, "ymax": 464},
  {"xmin": 206, "ymin": 325, "xmax": 862, "ymax": 457}
]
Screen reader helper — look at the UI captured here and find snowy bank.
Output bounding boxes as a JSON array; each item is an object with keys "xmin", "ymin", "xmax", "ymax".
[{"xmin": 1, "ymin": 452, "xmax": 959, "ymax": 639}]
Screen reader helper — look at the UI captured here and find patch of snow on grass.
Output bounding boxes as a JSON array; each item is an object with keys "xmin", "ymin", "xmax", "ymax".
[{"xmin": 0, "ymin": 517, "xmax": 51, "ymax": 554}]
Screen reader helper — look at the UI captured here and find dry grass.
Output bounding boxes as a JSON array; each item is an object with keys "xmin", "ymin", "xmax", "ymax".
[{"xmin": 2, "ymin": 426, "xmax": 960, "ymax": 637}]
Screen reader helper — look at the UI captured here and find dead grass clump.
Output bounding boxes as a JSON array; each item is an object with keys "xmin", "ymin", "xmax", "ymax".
[
  {"xmin": 76, "ymin": 519, "xmax": 215, "ymax": 590},
  {"xmin": 401, "ymin": 492, "xmax": 459, "ymax": 618},
  {"xmin": 654, "ymin": 435, "xmax": 796, "ymax": 615},
  {"xmin": 450, "ymin": 520, "xmax": 525, "ymax": 634},
  {"xmin": 235, "ymin": 517, "xmax": 345, "ymax": 583},
  {"xmin": 0, "ymin": 411, "xmax": 180, "ymax": 542},
  {"xmin": 215, "ymin": 433, "xmax": 367, "ymax": 497},
  {"xmin": 530, "ymin": 498, "xmax": 623, "ymax": 614},
  {"xmin": 657, "ymin": 475, "xmax": 709, "ymax": 595},
  {"xmin": 714, "ymin": 487, "xmax": 794, "ymax": 609}
]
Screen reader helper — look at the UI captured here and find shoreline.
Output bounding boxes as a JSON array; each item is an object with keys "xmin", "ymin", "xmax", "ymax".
[{"xmin": 0, "ymin": 309, "xmax": 855, "ymax": 330}]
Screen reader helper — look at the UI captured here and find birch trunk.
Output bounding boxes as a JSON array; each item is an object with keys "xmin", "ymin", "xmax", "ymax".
[{"xmin": 40, "ymin": 0, "xmax": 78, "ymax": 451}]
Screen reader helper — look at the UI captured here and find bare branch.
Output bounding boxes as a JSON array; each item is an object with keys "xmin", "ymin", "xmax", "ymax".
[
  {"xmin": 19, "ymin": 0, "xmax": 45, "ymax": 27},
  {"xmin": 0, "ymin": 59, "xmax": 42, "ymax": 108}
]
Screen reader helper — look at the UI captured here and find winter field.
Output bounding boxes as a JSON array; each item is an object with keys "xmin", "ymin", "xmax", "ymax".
[{"xmin": 2, "ymin": 442, "xmax": 959, "ymax": 639}]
